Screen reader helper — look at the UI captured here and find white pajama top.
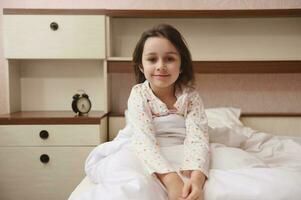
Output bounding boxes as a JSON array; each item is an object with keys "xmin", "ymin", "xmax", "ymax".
[{"xmin": 127, "ymin": 80, "xmax": 209, "ymax": 177}]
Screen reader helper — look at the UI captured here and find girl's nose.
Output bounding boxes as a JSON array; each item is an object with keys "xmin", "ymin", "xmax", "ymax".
[{"xmin": 156, "ymin": 59, "xmax": 167, "ymax": 71}]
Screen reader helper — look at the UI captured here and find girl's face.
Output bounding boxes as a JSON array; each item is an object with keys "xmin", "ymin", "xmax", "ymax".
[{"xmin": 141, "ymin": 37, "xmax": 181, "ymax": 93}]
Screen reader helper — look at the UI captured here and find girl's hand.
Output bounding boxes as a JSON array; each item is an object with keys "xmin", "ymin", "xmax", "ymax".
[
  {"xmin": 167, "ymin": 180, "xmax": 184, "ymax": 200},
  {"xmin": 156, "ymin": 172, "xmax": 184, "ymax": 200},
  {"xmin": 179, "ymin": 170, "xmax": 206, "ymax": 200},
  {"xmin": 179, "ymin": 179, "xmax": 204, "ymax": 200}
]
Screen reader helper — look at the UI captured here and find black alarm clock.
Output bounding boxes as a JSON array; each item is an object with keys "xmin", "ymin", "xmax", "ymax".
[{"xmin": 72, "ymin": 92, "xmax": 92, "ymax": 115}]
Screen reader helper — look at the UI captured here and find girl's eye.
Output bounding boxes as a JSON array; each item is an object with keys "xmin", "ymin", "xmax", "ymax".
[
  {"xmin": 147, "ymin": 58, "xmax": 156, "ymax": 62},
  {"xmin": 167, "ymin": 57, "xmax": 175, "ymax": 62}
]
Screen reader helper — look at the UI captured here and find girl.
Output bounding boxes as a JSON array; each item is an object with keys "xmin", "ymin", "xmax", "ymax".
[{"xmin": 84, "ymin": 24, "xmax": 209, "ymax": 200}]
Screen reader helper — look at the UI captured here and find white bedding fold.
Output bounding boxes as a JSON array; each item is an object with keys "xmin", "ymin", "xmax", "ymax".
[{"xmin": 70, "ymin": 115, "xmax": 301, "ymax": 200}]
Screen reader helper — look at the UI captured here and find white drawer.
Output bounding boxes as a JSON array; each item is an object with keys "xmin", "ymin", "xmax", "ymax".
[
  {"xmin": 3, "ymin": 15, "xmax": 106, "ymax": 59},
  {"xmin": 0, "ymin": 124, "xmax": 101, "ymax": 146},
  {"xmin": 0, "ymin": 146, "xmax": 94, "ymax": 200}
]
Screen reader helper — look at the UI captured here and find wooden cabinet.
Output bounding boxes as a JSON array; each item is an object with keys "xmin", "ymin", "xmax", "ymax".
[
  {"xmin": 0, "ymin": 124, "xmax": 101, "ymax": 146},
  {"xmin": 0, "ymin": 146, "xmax": 94, "ymax": 200},
  {"xmin": 0, "ymin": 112, "xmax": 107, "ymax": 200},
  {"xmin": 1, "ymin": 10, "xmax": 109, "ymax": 200},
  {"xmin": 3, "ymin": 15, "xmax": 106, "ymax": 59}
]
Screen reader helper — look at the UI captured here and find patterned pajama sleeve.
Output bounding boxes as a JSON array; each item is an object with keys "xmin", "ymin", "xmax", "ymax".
[
  {"xmin": 127, "ymin": 86, "xmax": 175, "ymax": 175},
  {"xmin": 180, "ymin": 91, "xmax": 210, "ymax": 178}
]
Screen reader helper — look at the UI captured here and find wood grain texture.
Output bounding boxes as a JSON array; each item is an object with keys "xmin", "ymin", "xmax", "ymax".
[
  {"xmin": 3, "ymin": 9, "xmax": 301, "ymax": 18},
  {"xmin": 108, "ymin": 60, "xmax": 301, "ymax": 73},
  {"xmin": 109, "ymin": 73, "xmax": 301, "ymax": 115},
  {"xmin": 0, "ymin": 111, "xmax": 107, "ymax": 125}
]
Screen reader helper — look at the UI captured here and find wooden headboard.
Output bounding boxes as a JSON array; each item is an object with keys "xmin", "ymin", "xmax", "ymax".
[
  {"xmin": 103, "ymin": 11, "xmax": 301, "ymax": 139},
  {"xmin": 109, "ymin": 73, "xmax": 301, "ymax": 115},
  {"xmin": 108, "ymin": 115, "xmax": 301, "ymax": 141},
  {"xmin": 108, "ymin": 72, "xmax": 301, "ymax": 139}
]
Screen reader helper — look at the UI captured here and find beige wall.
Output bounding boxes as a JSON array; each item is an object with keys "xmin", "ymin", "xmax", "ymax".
[{"xmin": 0, "ymin": 0, "xmax": 301, "ymax": 114}]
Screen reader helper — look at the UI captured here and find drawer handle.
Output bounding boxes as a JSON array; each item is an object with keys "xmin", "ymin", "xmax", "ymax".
[
  {"xmin": 39, "ymin": 130, "xmax": 49, "ymax": 139},
  {"xmin": 50, "ymin": 22, "xmax": 59, "ymax": 31},
  {"xmin": 40, "ymin": 154, "xmax": 50, "ymax": 164}
]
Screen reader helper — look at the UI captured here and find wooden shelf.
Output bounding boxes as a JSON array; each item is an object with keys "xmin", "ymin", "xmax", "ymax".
[
  {"xmin": 109, "ymin": 112, "xmax": 301, "ymax": 117},
  {"xmin": 107, "ymin": 57, "xmax": 132, "ymax": 61},
  {"xmin": 3, "ymin": 9, "xmax": 301, "ymax": 18},
  {"xmin": 108, "ymin": 60, "xmax": 301, "ymax": 73},
  {"xmin": 0, "ymin": 111, "xmax": 108, "ymax": 125},
  {"xmin": 106, "ymin": 9, "xmax": 301, "ymax": 18}
]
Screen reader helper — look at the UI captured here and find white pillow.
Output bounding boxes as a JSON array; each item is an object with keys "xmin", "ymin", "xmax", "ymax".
[
  {"xmin": 205, "ymin": 107, "xmax": 243, "ymax": 128},
  {"xmin": 125, "ymin": 107, "xmax": 242, "ymax": 127},
  {"xmin": 205, "ymin": 107, "xmax": 252, "ymax": 147}
]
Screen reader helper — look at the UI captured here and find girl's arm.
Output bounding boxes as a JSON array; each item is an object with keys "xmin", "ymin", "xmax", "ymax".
[
  {"xmin": 156, "ymin": 172, "xmax": 184, "ymax": 199},
  {"xmin": 156, "ymin": 172, "xmax": 183, "ymax": 188},
  {"xmin": 127, "ymin": 85, "xmax": 175, "ymax": 175},
  {"xmin": 191, "ymin": 170, "xmax": 206, "ymax": 187},
  {"xmin": 182, "ymin": 170, "xmax": 206, "ymax": 187},
  {"xmin": 181, "ymin": 90, "xmax": 210, "ymax": 178}
]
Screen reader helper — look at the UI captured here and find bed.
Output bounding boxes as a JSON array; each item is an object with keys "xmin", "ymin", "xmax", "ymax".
[{"xmin": 68, "ymin": 107, "xmax": 301, "ymax": 200}]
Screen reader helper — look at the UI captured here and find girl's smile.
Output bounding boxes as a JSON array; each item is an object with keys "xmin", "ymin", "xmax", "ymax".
[
  {"xmin": 141, "ymin": 37, "xmax": 181, "ymax": 95},
  {"xmin": 152, "ymin": 74, "xmax": 170, "ymax": 78}
]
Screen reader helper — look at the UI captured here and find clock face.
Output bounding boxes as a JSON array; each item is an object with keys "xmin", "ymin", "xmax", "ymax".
[{"xmin": 76, "ymin": 97, "xmax": 91, "ymax": 113}]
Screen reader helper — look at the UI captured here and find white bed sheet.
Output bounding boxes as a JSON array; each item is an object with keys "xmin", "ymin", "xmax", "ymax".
[{"xmin": 69, "ymin": 133, "xmax": 301, "ymax": 200}]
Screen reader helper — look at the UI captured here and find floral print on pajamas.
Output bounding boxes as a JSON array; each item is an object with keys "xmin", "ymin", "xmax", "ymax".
[{"xmin": 127, "ymin": 80, "xmax": 209, "ymax": 177}]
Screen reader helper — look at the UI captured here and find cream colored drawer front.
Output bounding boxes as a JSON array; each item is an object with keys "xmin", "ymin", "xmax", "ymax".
[
  {"xmin": 0, "ymin": 146, "xmax": 93, "ymax": 200},
  {"xmin": 3, "ymin": 15, "xmax": 105, "ymax": 59},
  {"xmin": 0, "ymin": 125, "xmax": 100, "ymax": 146}
]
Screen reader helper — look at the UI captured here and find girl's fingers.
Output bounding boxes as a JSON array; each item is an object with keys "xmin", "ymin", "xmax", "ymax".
[
  {"xmin": 182, "ymin": 181, "xmax": 191, "ymax": 198},
  {"xmin": 185, "ymin": 191, "xmax": 197, "ymax": 200},
  {"xmin": 184, "ymin": 187, "xmax": 201, "ymax": 200}
]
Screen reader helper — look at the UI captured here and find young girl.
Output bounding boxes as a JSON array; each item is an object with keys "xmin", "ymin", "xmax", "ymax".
[{"xmin": 83, "ymin": 24, "xmax": 209, "ymax": 200}]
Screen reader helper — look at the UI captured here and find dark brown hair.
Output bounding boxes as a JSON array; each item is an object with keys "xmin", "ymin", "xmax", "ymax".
[{"xmin": 132, "ymin": 24, "xmax": 195, "ymax": 87}]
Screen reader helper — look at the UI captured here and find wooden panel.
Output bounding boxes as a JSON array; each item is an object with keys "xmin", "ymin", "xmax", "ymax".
[
  {"xmin": 18, "ymin": 60, "xmax": 106, "ymax": 112},
  {"xmin": 108, "ymin": 60, "xmax": 301, "ymax": 73},
  {"xmin": 100, "ymin": 117, "xmax": 108, "ymax": 143},
  {"xmin": 3, "ymin": 9, "xmax": 107, "ymax": 15},
  {"xmin": 195, "ymin": 73, "xmax": 301, "ymax": 115},
  {"xmin": 108, "ymin": 116, "xmax": 126, "ymax": 141},
  {"xmin": 109, "ymin": 73, "xmax": 301, "ymax": 115},
  {"xmin": 109, "ymin": 73, "xmax": 135, "ymax": 114},
  {"xmin": 0, "ymin": 147, "xmax": 93, "ymax": 200},
  {"xmin": 110, "ymin": 18, "xmax": 301, "ymax": 59},
  {"xmin": 0, "ymin": 124, "xmax": 100, "ymax": 146},
  {"xmin": 8, "ymin": 60, "xmax": 21, "ymax": 113},
  {"xmin": 241, "ymin": 116, "xmax": 301, "ymax": 136},
  {"xmin": 0, "ymin": 111, "xmax": 107, "ymax": 125},
  {"xmin": 108, "ymin": 116, "xmax": 301, "ymax": 140},
  {"xmin": 109, "ymin": 112, "xmax": 301, "ymax": 117},
  {"xmin": 3, "ymin": 15, "xmax": 105, "ymax": 59},
  {"xmin": 107, "ymin": 9, "xmax": 301, "ymax": 18},
  {"xmin": 4, "ymin": 9, "xmax": 301, "ymax": 18}
]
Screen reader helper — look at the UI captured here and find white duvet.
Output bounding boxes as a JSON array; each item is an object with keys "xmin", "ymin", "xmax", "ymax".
[{"xmin": 69, "ymin": 113, "xmax": 301, "ymax": 200}]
